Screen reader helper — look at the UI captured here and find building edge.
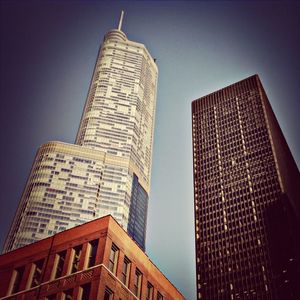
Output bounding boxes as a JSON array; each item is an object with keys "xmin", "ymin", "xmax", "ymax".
[{"xmin": 0, "ymin": 214, "xmax": 186, "ymax": 300}]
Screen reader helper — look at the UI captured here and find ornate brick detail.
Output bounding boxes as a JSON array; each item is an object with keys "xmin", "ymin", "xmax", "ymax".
[
  {"xmin": 80, "ymin": 269, "xmax": 94, "ymax": 281},
  {"xmin": 63, "ymin": 275, "xmax": 76, "ymax": 287},
  {"xmin": 47, "ymin": 279, "xmax": 60, "ymax": 291}
]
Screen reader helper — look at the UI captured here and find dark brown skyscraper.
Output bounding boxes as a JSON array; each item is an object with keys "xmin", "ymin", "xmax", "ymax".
[{"xmin": 192, "ymin": 75, "xmax": 300, "ymax": 300}]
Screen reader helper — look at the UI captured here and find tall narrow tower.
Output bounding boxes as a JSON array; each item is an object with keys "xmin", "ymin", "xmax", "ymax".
[
  {"xmin": 192, "ymin": 75, "xmax": 300, "ymax": 299},
  {"xmin": 3, "ymin": 12, "xmax": 158, "ymax": 252}
]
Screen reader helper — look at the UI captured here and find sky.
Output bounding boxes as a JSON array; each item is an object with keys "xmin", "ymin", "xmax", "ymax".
[{"xmin": 0, "ymin": 1, "xmax": 300, "ymax": 299}]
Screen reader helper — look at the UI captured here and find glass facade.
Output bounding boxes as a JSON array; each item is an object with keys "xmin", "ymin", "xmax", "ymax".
[
  {"xmin": 3, "ymin": 18, "xmax": 157, "ymax": 253},
  {"xmin": 76, "ymin": 29, "xmax": 158, "ymax": 187},
  {"xmin": 128, "ymin": 174, "xmax": 148, "ymax": 250},
  {"xmin": 192, "ymin": 75, "xmax": 300, "ymax": 299}
]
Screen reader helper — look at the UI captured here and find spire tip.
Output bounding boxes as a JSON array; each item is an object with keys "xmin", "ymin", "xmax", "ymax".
[{"xmin": 118, "ymin": 10, "xmax": 124, "ymax": 31}]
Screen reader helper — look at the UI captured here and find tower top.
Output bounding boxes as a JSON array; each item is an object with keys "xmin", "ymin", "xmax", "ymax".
[
  {"xmin": 104, "ymin": 10, "xmax": 127, "ymax": 41},
  {"xmin": 118, "ymin": 10, "xmax": 124, "ymax": 31}
]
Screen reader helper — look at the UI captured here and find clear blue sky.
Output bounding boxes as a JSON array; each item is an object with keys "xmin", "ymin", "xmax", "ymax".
[{"xmin": 1, "ymin": 1, "xmax": 299, "ymax": 299}]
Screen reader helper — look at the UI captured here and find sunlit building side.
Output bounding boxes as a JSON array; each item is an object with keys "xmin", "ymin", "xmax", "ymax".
[
  {"xmin": 3, "ymin": 12, "xmax": 157, "ymax": 253},
  {"xmin": 0, "ymin": 215, "xmax": 185, "ymax": 300}
]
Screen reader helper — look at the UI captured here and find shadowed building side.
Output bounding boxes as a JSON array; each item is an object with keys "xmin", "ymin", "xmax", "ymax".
[{"xmin": 192, "ymin": 75, "xmax": 300, "ymax": 300}]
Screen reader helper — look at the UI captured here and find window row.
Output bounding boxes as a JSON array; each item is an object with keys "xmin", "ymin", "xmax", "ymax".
[
  {"xmin": 108, "ymin": 243, "xmax": 164, "ymax": 300},
  {"xmin": 6, "ymin": 239, "xmax": 99, "ymax": 296}
]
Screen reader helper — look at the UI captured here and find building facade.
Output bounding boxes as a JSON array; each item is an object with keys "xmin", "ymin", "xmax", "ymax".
[
  {"xmin": 3, "ymin": 12, "xmax": 158, "ymax": 252},
  {"xmin": 0, "ymin": 215, "xmax": 185, "ymax": 300},
  {"xmin": 192, "ymin": 75, "xmax": 300, "ymax": 299}
]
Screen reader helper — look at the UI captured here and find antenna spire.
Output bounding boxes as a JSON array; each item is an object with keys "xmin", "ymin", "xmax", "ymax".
[{"xmin": 118, "ymin": 10, "xmax": 124, "ymax": 31}]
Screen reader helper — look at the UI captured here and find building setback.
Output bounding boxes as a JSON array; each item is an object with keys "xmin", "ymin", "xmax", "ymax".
[
  {"xmin": 0, "ymin": 215, "xmax": 185, "ymax": 300},
  {"xmin": 192, "ymin": 75, "xmax": 300, "ymax": 299},
  {"xmin": 3, "ymin": 12, "xmax": 158, "ymax": 252}
]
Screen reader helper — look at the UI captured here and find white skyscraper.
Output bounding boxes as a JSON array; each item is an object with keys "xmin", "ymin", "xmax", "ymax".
[{"xmin": 3, "ymin": 12, "xmax": 158, "ymax": 252}]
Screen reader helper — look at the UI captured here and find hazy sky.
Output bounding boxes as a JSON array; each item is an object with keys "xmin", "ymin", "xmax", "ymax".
[{"xmin": 1, "ymin": 1, "xmax": 300, "ymax": 299}]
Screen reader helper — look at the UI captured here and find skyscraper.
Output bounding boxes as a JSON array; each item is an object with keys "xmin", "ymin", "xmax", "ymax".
[
  {"xmin": 192, "ymin": 75, "xmax": 300, "ymax": 299},
  {"xmin": 3, "ymin": 12, "xmax": 158, "ymax": 253}
]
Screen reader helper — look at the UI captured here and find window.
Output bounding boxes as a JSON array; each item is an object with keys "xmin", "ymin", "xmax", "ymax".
[
  {"xmin": 70, "ymin": 245, "xmax": 83, "ymax": 274},
  {"xmin": 133, "ymin": 268, "xmax": 143, "ymax": 298},
  {"xmin": 51, "ymin": 250, "xmax": 66, "ymax": 279},
  {"xmin": 157, "ymin": 291, "xmax": 163, "ymax": 300},
  {"xmin": 104, "ymin": 286, "xmax": 113, "ymax": 300},
  {"xmin": 86, "ymin": 239, "xmax": 99, "ymax": 268},
  {"xmin": 108, "ymin": 243, "xmax": 119, "ymax": 274},
  {"xmin": 78, "ymin": 283, "xmax": 91, "ymax": 300},
  {"xmin": 121, "ymin": 256, "xmax": 131, "ymax": 287},
  {"xmin": 7, "ymin": 266, "xmax": 25, "ymax": 295},
  {"xmin": 61, "ymin": 289, "xmax": 73, "ymax": 300},
  {"xmin": 28, "ymin": 259, "xmax": 44, "ymax": 288},
  {"xmin": 146, "ymin": 282, "xmax": 154, "ymax": 300}
]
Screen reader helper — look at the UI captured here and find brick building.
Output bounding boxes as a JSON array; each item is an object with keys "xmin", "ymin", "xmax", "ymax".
[{"xmin": 0, "ymin": 215, "xmax": 185, "ymax": 300}]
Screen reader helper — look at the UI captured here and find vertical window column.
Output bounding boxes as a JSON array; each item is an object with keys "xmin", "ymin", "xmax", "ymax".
[
  {"xmin": 103, "ymin": 286, "xmax": 113, "ymax": 300},
  {"xmin": 6, "ymin": 266, "xmax": 25, "ymax": 296},
  {"xmin": 26, "ymin": 258, "xmax": 45, "ymax": 288},
  {"xmin": 78, "ymin": 283, "xmax": 91, "ymax": 300},
  {"xmin": 133, "ymin": 268, "xmax": 143, "ymax": 299},
  {"xmin": 157, "ymin": 291, "xmax": 164, "ymax": 300},
  {"xmin": 66, "ymin": 245, "xmax": 83, "ymax": 275},
  {"xmin": 146, "ymin": 282, "xmax": 154, "ymax": 300},
  {"xmin": 108, "ymin": 243, "xmax": 119, "ymax": 274},
  {"xmin": 121, "ymin": 256, "xmax": 131, "ymax": 287},
  {"xmin": 50, "ymin": 250, "xmax": 67, "ymax": 280},
  {"xmin": 83, "ymin": 239, "xmax": 99, "ymax": 269},
  {"xmin": 61, "ymin": 288, "xmax": 73, "ymax": 300}
]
